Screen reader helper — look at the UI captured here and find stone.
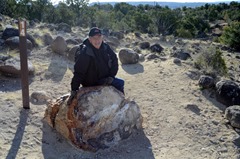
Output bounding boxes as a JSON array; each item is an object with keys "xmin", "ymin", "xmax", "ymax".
[
  {"xmin": 44, "ymin": 86, "xmax": 143, "ymax": 152},
  {"xmin": 5, "ymin": 36, "xmax": 33, "ymax": 50},
  {"xmin": 57, "ymin": 23, "xmax": 72, "ymax": 33},
  {"xmin": 51, "ymin": 36, "xmax": 67, "ymax": 55},
  {"xmin": 150, "ymin": 43, "xmax": 164, "ymax": 53},
  {"xmin": 119, "ymin": 49, "xmax": 139, "ymax": 64},
  {"xmin": 68, "ymin": 45, "xmax": 79, "ymax": 62},
  {"xmin": 42, "ymin": 33, "xmax": 53, "ymax": 46},
  {"xmin": 0, "ymin": 57, "xmax": 35, "ymax": 77},
  {"xmin": 216, "ymin": 80, "xmax": 240, "ymax": 106},
  {"xmin": 139, "ymin": 42, "xmax": 150, "ymax": 49},
  {"xmin": 31, "ymin": 91, "xmax": 50, "ymax": 104},
  {"xmin": 225, "ymin": 105, "xmax": 240, "ymax": 128},
  {"xmin": 198, "ymin": 75, "xmax": 214, "ymax": 89}
]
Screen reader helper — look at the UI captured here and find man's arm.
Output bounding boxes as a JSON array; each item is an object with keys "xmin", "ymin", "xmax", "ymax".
[
  {"xmin": 108, "ymin": 48, "xmax": 118, "ymax": 77},
  {"xmin": 71, "ymin": 53, "xmax": 90, "ymax": 91}
]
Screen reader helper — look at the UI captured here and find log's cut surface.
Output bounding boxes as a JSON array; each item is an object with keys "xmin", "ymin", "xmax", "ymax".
[{"xmin": 44, "ymin": 86, "xmax": 143, "ymax": 151}]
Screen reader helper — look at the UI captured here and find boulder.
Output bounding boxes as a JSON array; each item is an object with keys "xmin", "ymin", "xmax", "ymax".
[
  {"xmin": 0, "ymin": 57, "xmax": 35, "ymax": 77},
  {"xmin": 42, "ymin": 33, "xmax": 53, "ymax": 46},
  {"xmin": 31, "ymin": 91, "xmax": 50, "ymax": 104},
  {"xmin": 225, "ymin": 105, "xmax": 240, "ymax": 128},
  {"xmin": 2, "ymin": 27, "xmax": 37, "ymax": 47},
  {"xmin": 119, "ymin": 49, "xmax": 139, "ymax": 64},
  {"xmin": 198, "ymin": 75, "xmax": 214, "ymax": 89},
  {"xmin": 110, "ymin": 31, "xmax": 124, "ymax": 39},
  {"xmin": 150, "ymin": 43, "xmax": 164, "ymax": 53},
  {"xmin": 5, "ymin": 36, "xmax": 33, "ymax": 50},
  {"xmin": 51, "ymin": 36, "xmax": 67, "ymax": 55},
  {"xmin": 66, "ymin": 38, "xmax": 79, "ymax": 45},
  {"xmin": 216, "ymin": 80, "xmax": 240, "ymax": 106},
  {"xmin": 57, "ymin": 23, "xmax": 72, "ymax": 33},
  {"xmin": 44, "ymin": 86, "xmax": 142, "ymax": 152},
  {"xmin": 139, "ymin": 42, "xmax": 150, "ymax": 49},
  {"xmin": 171, "ymin": 50, "xmax": 191, "ymax": 60},
  {"xmin": 68, "ymin": 45, "xmax": 79, "ymax": 62}
]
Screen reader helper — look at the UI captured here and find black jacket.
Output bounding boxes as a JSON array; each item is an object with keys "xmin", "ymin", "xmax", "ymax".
[{"xmin": 71, "ymin": 39, "xmax": 118, "ymax": 91}]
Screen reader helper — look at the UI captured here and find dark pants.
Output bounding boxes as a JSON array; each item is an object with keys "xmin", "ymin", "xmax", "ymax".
[{"xmin": 111, "ymin": 77, "xmax": 125, "ymax": 94}]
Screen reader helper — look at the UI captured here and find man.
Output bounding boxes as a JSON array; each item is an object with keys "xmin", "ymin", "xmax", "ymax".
[{"xmin": 67, "ymin": 27, "xmax": 124, "ymax": 104}]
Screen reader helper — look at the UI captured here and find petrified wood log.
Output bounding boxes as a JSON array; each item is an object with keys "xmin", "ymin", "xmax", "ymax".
[{"xmin": 44, "ymin": 86, "xmax": 143, "ymax": 151}]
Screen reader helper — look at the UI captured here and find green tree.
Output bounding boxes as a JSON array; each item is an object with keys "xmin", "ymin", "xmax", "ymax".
[
  {"xmin": 220, "ymin": 21, "xmax": 240, "ymax": 51},
  {"xmin": 151, "ymin": 8, "xmax": 180, "ymax": 35},
  {"xmin": 133, "ymin": 12, "xmax": 152, "ymax": 33}
]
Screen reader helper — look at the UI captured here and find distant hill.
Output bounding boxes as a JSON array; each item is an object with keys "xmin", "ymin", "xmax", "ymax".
[{"xmin": 90, "ymin": 1, "xmax": 240, "ymax": 9}]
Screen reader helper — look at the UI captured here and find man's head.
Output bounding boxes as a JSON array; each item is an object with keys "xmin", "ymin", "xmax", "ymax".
[{"xmin": 88, "ymin": 27, "xmax": 103, "ymax": 49}]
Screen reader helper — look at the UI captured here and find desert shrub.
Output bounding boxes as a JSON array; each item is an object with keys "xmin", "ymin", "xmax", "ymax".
[
  {"xmin": 194, "ymin": 47, "xmax": 227, "ymax": 77},
  {"xmin": 176, "ymin": 28, "xmax": 193, "ymax": 38},
  {"xmin": 212, "ymin": 36, "xmax": 220, "ymax": 43},
  {"xmin": 220, "ymin": 21, "xmax": 240, "ymax": 51}
]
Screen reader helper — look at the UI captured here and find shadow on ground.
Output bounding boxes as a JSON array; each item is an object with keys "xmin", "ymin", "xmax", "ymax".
[
  {"xmin": 41, "ymin": 121, "xmax": 154, "ymax": 159},
  {"xmin": 0, "ymin": 75, "xmax": 34, "ymax": 92},
  {"xmin": 121, "ymin": 63, "xmax": 144, "ymax": 75},
  {"xmin": 5, "ymin": 109, "xmax": 29, "ymax": 159}
]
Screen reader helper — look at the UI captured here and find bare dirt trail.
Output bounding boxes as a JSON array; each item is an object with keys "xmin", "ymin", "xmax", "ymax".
[{"xmin": 0, "ymin": 39, "xmax": 239, "ymax": 159}]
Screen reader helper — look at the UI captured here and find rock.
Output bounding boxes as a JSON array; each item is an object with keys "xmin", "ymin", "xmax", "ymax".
[
  {"xmin": 57, "ymin": 23, "xmax": 72, "ymax": 33},
  {"xmin": 0, "ymin": 57, "xmax": 35, "ymax": 77},
  {"xmin": 66, "ymin": 38, "xmax": 79, "ymax": 45},
  {"xmin": 51, "ymin": 36, "xmax": 67, "ymax": 55},
  {"xmin": 110, "ymin": 31, "xmax": 124, "ymax": 39},
  {"xmin": 31, "ymin": 91, "xmax": 50, "ymax": 104},
  {"xmin": 150, "ymin": 43, "xmax": 164, "ymax": 53},
  {"xmin": 5, "ymin": 36, "xmax": 33, "ymax": 50},
  {"xmin": 2, "ymin": 27, "xmax": 37, "ymax": 47},
  {"xmin": 198, "ymin": 75, "xmax": 214, "ymax": 89},
  {"xmin": 105, "ymin": 36, "xmax": 120, "ymax": 48},
  {"xmin": 68, "ymin": 45, "xmax": 79, "ymax": 62},
  {"xmin": 173, "ymin": 58, "xmax": 181, "ymax": 65},
  {"xmin": 216, "ymin": 80, "xmax": 240, "ymax": 106},
  {"xmin": 44, "ymin": 86, "xmax": 142, "ymax": 152},
  {"xmin": 2, "ymin": 27, "xmax": 19, "ymax": 40},
  {"xmin": 119, "ymin": 49, "xmax": 139, "ymax": 64},
  {"xmin": 145, "ymin": 53, "xmax": 159, "ymax": 60},
  {"xmin": 42, "ymin": 33, "xmax": 53, "ymax": 46},
  {"xmin": 225, "ymin": 105, "xmax": 240, "ymax": 128},
  {"xmin": 171, "ymin": 50, "xmax": 191, "ymax": 60},
  {"xmin": 134, "ymin": 32, "xmax": 141, "ymax": 38},
  {"xmin": 139, "ymin": 42, "xmax": 150, "ymax": 49}
]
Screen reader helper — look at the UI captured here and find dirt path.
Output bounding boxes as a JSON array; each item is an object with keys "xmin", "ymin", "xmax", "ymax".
[{"xmin": 0, "ymin": 45, "xmax": 239, "ymax": 159}]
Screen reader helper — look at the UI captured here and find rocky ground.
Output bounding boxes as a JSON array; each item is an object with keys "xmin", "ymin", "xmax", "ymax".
[{"xmin": 0, "ymin": 20, "xmax": 240, "ymax": 159}]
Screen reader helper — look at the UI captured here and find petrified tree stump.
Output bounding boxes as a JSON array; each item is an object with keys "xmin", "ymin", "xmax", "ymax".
[{"xmin": 44, "ymin": 86, "xmax": 143, "ymax": 151}]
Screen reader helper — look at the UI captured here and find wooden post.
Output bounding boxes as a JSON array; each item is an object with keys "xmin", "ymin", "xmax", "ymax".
[{"xmin": 18, "ymin": 20, "xmax": 30, "ymax": 109}]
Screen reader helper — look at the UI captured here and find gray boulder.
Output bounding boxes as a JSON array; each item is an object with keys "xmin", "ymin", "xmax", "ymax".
[
  {"xmin": 119, "ymin": 49, "xmax": 139, "ymax": 64},
  {"xmin": 68, "ymin": 45, "xmax": 79, "ymax": 62},
  {"xmin": 51, "ymin": 36, "xmax": 67, "ymax": 55},
  {"xmin": 5, "ymin": 36, "xmax": 33, "ymax": 50},
  {"xmin": 139, "ymin": 42, "xmax": 150, "ymax": 49},
  {"xmin": 225, "ymin": 105, "xmax": 240, "ymax": 128},
  {"xmin": 216, "ymin": 80, "xmax": 240, "ymax": 106},
  {"xmin": 198, "ymin": 75, "xmax": 214, "ymax": 89},
  {"xmin": 150, "ymin": 43, "xmax": 164, "ymax": 53},
  {"xmin": 0, "ymin": 57, "xmax": 35, "ymax": 77},
  {"xmin": 57, "ymin": 23, "xmax": 72, "ymax": 33},
  {"xmin": 42, "ymin": 33, "xmax": 53, "ymax": 46},
  {"xmin": 44, "ymin": 86, "xmax": 142, "ymax": 152}
]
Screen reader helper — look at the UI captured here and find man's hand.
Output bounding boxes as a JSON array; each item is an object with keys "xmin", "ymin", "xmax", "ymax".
[
  {"xmin": 98, "ymin": 77, "xmax": 114, "ymax": 85},
  {"xmin": 67, "ymin": 91, "xmax": 77, "ymax": 105}
]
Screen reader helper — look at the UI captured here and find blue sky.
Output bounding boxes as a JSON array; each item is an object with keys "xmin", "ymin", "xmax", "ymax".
[{"xmin": 51, "ymin": 0, "xmax": 239, "ymax": 4}]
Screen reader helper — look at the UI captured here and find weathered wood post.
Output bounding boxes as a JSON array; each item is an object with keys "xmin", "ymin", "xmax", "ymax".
[{"xmin": 18, "ymin": 20, "xmax": 30, "ymax": 109}]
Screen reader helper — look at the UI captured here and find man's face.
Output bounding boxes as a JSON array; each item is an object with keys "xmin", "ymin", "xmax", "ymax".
[{"xmin": 89, "ymin": 34, "xmax": 103, "ymax": 49}]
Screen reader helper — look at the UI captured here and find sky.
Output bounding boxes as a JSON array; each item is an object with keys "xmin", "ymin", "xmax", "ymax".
[{"xmin": 50, "ymin": 0, "xmax": 238, "ymax": 4}]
